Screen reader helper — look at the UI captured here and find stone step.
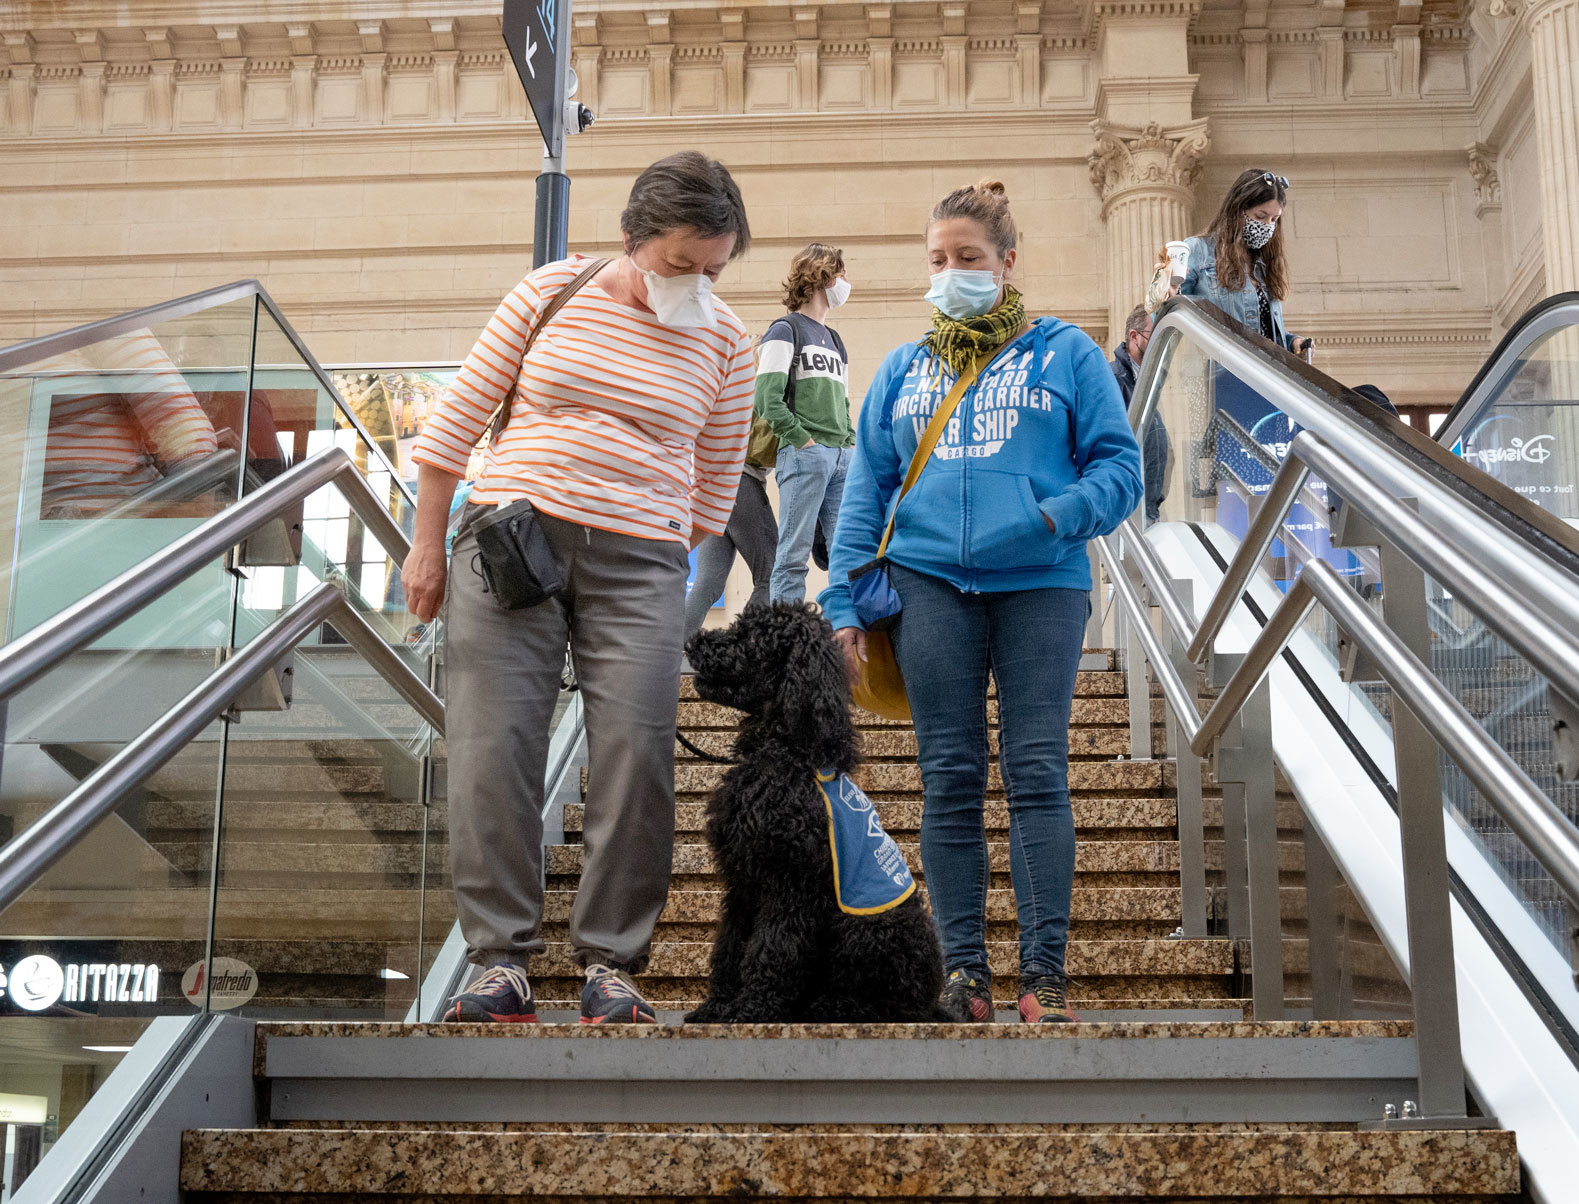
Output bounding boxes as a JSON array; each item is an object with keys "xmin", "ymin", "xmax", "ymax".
[
  {"xmin": 143, "ymin": 798, "xmax": 440, "ymax": 839},
  {"xmin": 241, "ymin": 1018, "xmax": 1442, "ymax": 1129},
  {"xmin": 526, "ymin": 938, "xmax": 1233, "ymax": 984},
  {"xmin": 675, "ymin": 669, "xmax": 1128, "ymax": 704},
  {"xmin": 548, "ymin": 887, "xmax": 1181, "ymax": 926},
  {"xmin": 0, "ymin": 887, "xmax": 449, "ymax": 942},
  {"xmin": 544, "ymin": 840, "xmax": 1181, "ymax": 884},
  {"xmin": 676, "ymin": 695, "xmax": 1162, "ymax": 731},
  {"xmin": 563, "ymin": 798, "xmax": 1179, "ymax": 841},
  {"xmin": 181, "ymin": 1126, "xmax": 1517, "ymax": 1200},
  {"xmin": 674, "ymin": 726, "xmax": 1140, "ymax": 761},
  {"xmin": 653, "ymin": 759, "xmax": 1170, "ymax": 798}
]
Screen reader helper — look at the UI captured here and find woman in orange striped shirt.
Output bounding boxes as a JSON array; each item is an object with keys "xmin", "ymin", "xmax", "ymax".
[{"xmin": 403, "ymin": 152, "xmax": 755, "ymax": 1025}]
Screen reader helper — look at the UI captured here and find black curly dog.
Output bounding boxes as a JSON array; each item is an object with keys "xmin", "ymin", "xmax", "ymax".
[{"xmin": 683, "ymin": 603, "xmax": 945, "ymax": 1023}]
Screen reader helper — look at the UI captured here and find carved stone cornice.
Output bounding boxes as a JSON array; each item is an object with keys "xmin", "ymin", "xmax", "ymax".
[{"xmin": 1088, "ymin": 117, "xmax": 1211, "ymax": 208}]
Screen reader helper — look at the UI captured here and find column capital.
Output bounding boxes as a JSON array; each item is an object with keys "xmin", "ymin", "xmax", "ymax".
[
  {"xmin": 1486, "ymin": 0, "xmax": 1574, "ymax": 20},
  {"xmin": 1088, "ymin": 117, "xmax": 1211, "ymax": 210}
]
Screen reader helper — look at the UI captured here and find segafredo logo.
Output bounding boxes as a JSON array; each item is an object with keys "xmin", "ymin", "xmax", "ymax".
[
  {"xmin": 181, "ymin": 957, "xmax": 258, "ymax": 1011},
  {"xmin": 1464, "ymin": 434, "xmax": 1555, "ymax": 466},
  {"xmin": 0, "ymin": 955, "xmax": 162, "ymax": 1011}
]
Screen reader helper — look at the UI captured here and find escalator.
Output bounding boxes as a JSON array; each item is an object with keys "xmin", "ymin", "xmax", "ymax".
[{"xmin": 0, "ymin": 281, "xmax": 1574, "ymax": 1201}]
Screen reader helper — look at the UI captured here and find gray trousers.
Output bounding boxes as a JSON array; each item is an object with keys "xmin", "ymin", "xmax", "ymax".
[{"xmin": 445, "ymin": 507, "xmax": 687, "ymax": 973}]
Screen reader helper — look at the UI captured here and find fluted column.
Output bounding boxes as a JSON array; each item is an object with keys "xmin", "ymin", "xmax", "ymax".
[
  {"xmin": 1088, "ymin": 118, "xmax": 1210, "ymax": 342},
  {"xmin": 1522, "ymin": 0, "xmax": 1579, "ymax": 291}
]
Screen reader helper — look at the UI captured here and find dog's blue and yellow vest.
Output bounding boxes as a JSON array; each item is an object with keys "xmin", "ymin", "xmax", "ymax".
[{"xmin": 815, "ymin": 769, "xmax": 916, "ymax": 915}]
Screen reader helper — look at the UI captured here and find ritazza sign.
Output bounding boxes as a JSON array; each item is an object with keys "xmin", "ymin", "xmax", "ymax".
[{"xmin": 0, "ymin": 952, "xmax": 163, "ymax": 1014}]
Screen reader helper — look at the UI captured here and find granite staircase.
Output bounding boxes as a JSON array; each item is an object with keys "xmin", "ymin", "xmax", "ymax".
[{"xmin": 177, "ymin": 652, "xmax": 1520, "ymax": 1201}]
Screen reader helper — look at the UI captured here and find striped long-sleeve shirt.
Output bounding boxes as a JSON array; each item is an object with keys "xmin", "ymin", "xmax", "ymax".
[{"xmin": 411, "ymin": 256, "xmax": 756, "ymax": 544}]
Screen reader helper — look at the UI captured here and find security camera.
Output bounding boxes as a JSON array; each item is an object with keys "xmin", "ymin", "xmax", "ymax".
[{"xmin": 562, "ymin": 97, "xmax": 595, "ymax": 134}]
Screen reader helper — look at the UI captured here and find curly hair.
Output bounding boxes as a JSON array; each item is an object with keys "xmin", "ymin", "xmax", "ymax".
[
  {"xmin": 781, "ymin": 243, "xmax": 846, "ymax": 312},
  {"xmin": 1203, "ymin": 168, "xmax": 1289, "ymax": 299},
  {"xmin": 928, "ymin": 179, "xmax": 1018, "ymax": 255}
]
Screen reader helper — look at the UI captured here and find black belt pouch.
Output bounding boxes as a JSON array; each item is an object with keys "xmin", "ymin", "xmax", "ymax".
[{"xmin": 470, "ymin": 498, "xmax": 567, "ymax": 610}]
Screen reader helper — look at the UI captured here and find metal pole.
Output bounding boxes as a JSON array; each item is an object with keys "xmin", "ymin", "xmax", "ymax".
[
  {"xmin": 1124, "ymin": 601, "xmax": 1153, "ymax": 762},
  {"xmin": 1210, "ymin": 655, "xmax": 1252, "ymax": 950},
  {"xmin": 1167, "ymin": 578, "xmax": 1209, "ymax": 938},
  {"xmin": 1086, "ymin": 543, "xmax": 1105, "ymax": 652},
  {"xmin": 1186, "ymin": 455, "xmax": 1311, "ymax": 663},
  {"xmin": 1303, "ymin": 821, "xmax": 1344, "ymax": 1020},
  {"xmin": 532, "ymin": 1, "xmax": 574, "ymax": 268},
  {"xmin": 1375, "ymin": 531, "xmax": 1470, "ymax": 1121},
  {"xmin": 1213, "ymin": 664, "xmax": 1283, "ymax": 1020}
]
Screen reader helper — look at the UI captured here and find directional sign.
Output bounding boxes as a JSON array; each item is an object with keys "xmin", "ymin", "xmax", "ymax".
[{"xmin": 504, "ymin": 0, "xmax": 565, "ymax": 152}]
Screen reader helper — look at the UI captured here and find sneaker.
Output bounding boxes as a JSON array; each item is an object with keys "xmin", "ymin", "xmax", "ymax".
[
  {"xmin": 443, "ymin": 962, "xmax": 538, "ymax": 1023},
  {"xmin": 580, "ymin": 963, "xmax": 657, "ymax": 1024},
  {"xmin": 1018, "ymin": 973, "xmax": 1078, "ymax": 1024},
  {"xmin": 938, "ymin": 969, "xmax": 994, "ymax": 1022}
]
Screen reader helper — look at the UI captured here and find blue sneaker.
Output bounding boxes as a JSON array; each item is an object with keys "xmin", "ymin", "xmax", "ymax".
[
  {"xmin": 443, "ymin": 962, "xmax": 538, "ymax": 1023},
  {"xmin": 580, "ymin": 963, "xmax": 657, "ymax": 1024}
]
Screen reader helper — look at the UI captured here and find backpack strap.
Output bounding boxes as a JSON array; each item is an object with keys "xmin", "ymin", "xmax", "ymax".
[{"xmin": 487, "ymin": 257, "xmax": 610, "ymax": 446}]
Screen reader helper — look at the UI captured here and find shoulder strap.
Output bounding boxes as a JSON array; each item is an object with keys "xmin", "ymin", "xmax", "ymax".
[
  {"xmin": 876, "ymin": 334, "xmax": 1030, "ymax": 556},
  {"xmin": 487, "ymin": 257, "xmax": 610, "ymax": 445},
  {"xmin": 874, "ymin": 352, "xmax": 992, "ymax": 558},
  {"xmin": 782, "ymin": 313, "xmax": 807, "ymax": 415}
]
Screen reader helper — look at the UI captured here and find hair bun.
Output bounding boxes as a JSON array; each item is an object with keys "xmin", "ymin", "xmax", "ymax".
[{"xmin": 973, "ymin": 179, "xmax": 1009, "ymax": 199}]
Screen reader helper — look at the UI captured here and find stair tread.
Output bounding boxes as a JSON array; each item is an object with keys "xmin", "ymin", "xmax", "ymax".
[
  {"xmin": 546, "ymin": 841, "xmax": 1182, "ymax": 876},
  {"xmin": 256, "ymin": 1018, "xmax": 1409, "ymax": 1041},
  {"xmin": 524, "ymin": 939, "xmax": 1233, "ymax": 979},
  {"xmin": 180, "ymin": 1127, "xmax": 1518, "ymax": 1198},
  {"xmin": 563, "ymin": 799, "xmax": 1179, "ymax": 835}
]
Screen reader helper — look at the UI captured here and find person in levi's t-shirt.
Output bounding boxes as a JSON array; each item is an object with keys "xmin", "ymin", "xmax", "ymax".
[{"xmin": 755, "ymin": 243, "xmax": 855, "ymax": 604}]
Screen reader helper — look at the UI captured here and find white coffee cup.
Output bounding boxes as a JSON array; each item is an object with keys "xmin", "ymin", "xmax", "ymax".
[{"xmin": 1165, "ymin": 240, "xmax": 1191, "ymax": 287}]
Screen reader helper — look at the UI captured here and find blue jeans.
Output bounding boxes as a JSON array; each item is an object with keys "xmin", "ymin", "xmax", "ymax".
[
  {"xmin": 888, "ymin": 563, "xmax": 1087, "ymax": 983},
  {"xmin": 769, "ymin": 442, "xmax": 849, "ymax": 604}
]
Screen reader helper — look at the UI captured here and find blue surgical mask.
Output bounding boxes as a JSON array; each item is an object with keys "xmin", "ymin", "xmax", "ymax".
[{"xmin": 925, "ymin": 268, "xmax": 1002, "ymax": 320}]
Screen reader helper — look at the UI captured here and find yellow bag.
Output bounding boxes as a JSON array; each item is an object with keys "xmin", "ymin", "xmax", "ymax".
[
  {"xmin": 850, "ymin": 629, "xmax": 911, "ymax": 721},
  {"xmin": 847, "ymin": 349, "xmax": 1000, "ymax": 722}
]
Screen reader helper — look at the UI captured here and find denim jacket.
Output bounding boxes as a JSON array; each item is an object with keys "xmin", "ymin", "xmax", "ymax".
[{"xmin": 1179, "ymin": 235, "xmax": 1299, "ymax": 353}]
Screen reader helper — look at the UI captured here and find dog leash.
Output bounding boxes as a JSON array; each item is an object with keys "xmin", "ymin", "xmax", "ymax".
[{"xmin": 675, "ymin": 730, "xmax": 739, "ymax": 765}]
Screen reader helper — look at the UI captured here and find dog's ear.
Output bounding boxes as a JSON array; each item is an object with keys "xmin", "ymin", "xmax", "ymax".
[{"xmin": 776, "ymin": 606, "xmax": 855, "ymax": 764}]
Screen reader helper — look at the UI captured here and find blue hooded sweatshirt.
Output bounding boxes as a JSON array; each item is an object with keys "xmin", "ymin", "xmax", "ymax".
[{"xmin": 819, "ymin": 317, "xmax": 1142, "ymax": 631}]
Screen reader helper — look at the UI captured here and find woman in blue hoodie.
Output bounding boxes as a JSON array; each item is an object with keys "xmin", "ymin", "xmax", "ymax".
[{"xmin": 821, "ymin": 180, "xmax": 1142, "ymax": 1024}]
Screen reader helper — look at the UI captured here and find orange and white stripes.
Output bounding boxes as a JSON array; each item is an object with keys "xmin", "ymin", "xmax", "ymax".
[
  {"xmin": 412, "ymin": 256, "xmax": 756, "ymax": 544},
  {"xmin": 38, "ymin": 328, "xmax": 220, "ymax": 516}
]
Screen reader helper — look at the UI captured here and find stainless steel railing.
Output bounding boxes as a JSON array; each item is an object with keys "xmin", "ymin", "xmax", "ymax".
[
  {"xmin": 0, "ymin": 444, "xmax": 442, "ymax": 914},
  {"xmin": 1105, "ymin": 299, "xmax": 1579, "ymax": 1128}
]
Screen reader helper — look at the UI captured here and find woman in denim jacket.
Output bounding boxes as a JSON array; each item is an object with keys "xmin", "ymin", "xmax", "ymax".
[{"xmin": 1157, "ymin": 169, "xmax": 1312, "ymax": 357}]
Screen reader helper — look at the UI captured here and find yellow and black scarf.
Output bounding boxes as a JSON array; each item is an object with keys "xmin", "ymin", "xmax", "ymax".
[{"xmin": 922, "ymin": 286, "xmax": 1028, "ymax": 378}]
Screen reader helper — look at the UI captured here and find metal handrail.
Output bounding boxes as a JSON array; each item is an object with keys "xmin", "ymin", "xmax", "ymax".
[
  {"xmin": 0, "ymin": 279, "xmax": 416, "ymax": 511},
  {"xmin": 0, "ymin": 446, "xmax": 406, "ymax": 705},
  {"xmin": 1435, "ymin": 291, "xmax": 1579, "ymax": 450},
  {"xmin": 1134, "ymin": 297, "xmax": 1579, "ymax": 590},
  {"xmin": 0, "ymin": 582, "xmax": 444, "ymax": 916}
]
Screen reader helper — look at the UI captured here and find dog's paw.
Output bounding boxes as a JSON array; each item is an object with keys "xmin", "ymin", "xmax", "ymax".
[{"xmin": 683, "ymin": 1000, "xmax": 729, "ymax": 1024}]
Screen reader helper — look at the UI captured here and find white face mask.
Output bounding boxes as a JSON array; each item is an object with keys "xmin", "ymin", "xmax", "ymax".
[
  {"xmin": 637, "ymin": 265, "xmax": 717, "ymax": 329},
  {"xmin": 825, "ymin": 278, "xmax": 852, "ymax": 309}
]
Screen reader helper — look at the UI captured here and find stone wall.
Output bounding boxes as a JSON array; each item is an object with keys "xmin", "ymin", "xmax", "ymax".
[{"xmin": 0, "ymin": 0, "xmax": 1560, "ymax": 411}]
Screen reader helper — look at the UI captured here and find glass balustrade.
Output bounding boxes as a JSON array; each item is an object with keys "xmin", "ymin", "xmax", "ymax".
[{"xmin": 0, "ymin": 284, "xmax": 439, "ymax": 1166}]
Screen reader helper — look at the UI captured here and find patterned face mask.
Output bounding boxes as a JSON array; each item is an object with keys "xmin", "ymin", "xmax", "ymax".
[{"xmin": 1243, "ymin": 217, "xmax": 1277, "ymax": 250}]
